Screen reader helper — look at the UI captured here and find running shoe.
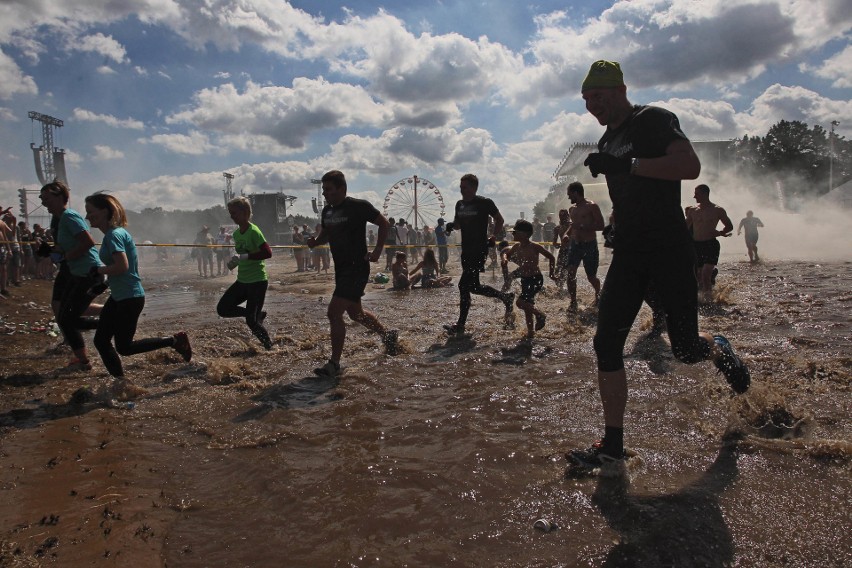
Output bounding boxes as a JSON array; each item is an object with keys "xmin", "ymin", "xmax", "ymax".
[
  {"xmin": 535, "ymin": 313, "xmax": 546, "ymax": 331},
  {"xmin": 713, "ymin": 335, "xmax": 750, "ymax": 394},
  {"xmin": 63, "ymin": 358, "xmax": 92, "ymax": 372},
  {"xmin": 314, "ymin": 359, "xmax": 340, "ymax": 377},
  {"xmin": 173, "ymin": 331, "xmax": 193, "ymax": 362},
  {"xmin": 383, "ymin": 329, "xmax": 399, "ymax": 356},
  {"xmin": 566, "ymin": 440, "xmax": 625, "ymax": 469},
  {"xmin": 443, "ymin": 323, "xmax": 465, "ymax": 336}
]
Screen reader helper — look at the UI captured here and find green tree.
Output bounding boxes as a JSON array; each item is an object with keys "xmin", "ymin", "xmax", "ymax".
[
  {"xmin": 730, "ymin": 120, "xmax": 851, "ymax": 206},
  {"xmin": 759, "ymin": 120, "xmax": 829, "ymax": 190}
]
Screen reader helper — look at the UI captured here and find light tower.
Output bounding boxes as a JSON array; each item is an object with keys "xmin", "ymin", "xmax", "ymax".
[
  {"xmin": 18, "ymin": 188, "xmax": 28, "ymax": 224},
  {"xmin": 829, "ymin": 121, "xmax": 839, "ymax": 193},
  {"xmin": 223, "ymin": 172, "xmax": 235, "ymax": 206},
  {"xmin": 28, "ymin": 111, "xmax": 68, "ymax": 186}
]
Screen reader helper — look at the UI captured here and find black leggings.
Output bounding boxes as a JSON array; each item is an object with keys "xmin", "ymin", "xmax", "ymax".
[
  {"xmin": 594, "ymin": 244, "xmax": 710, "ymax": 372},
  {"xmin": 57, "ymin": 273, "xmax": 99, "ymax": 351},
  {"xmin": 217, "ymin": 280, "xmax": 271, "ymax": 346},
  {"xmin": 94, "ymin": 296, "xmax": 173, "ymax": 377},
  {"xmin": 457, "ymin": 250, "xmax": 505, "ymax": 327}
]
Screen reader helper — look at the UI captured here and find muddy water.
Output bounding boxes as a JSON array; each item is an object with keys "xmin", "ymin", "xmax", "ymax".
[{"xmin": 1, "ymin": 256, "xmax": 850, "ymax": 567}]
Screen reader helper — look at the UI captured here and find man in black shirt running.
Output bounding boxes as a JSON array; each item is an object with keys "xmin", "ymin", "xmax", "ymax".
[
  {"xmin": 444, "ymin": 173, "xmax": 514, "ymax": 336},
  {"xmin": 566, "ymin": 60, "xmax": 751, "ymax": 474},
  {"xmin": 308, "ymin": 170, "xmax": 399, "ymax": 377}
]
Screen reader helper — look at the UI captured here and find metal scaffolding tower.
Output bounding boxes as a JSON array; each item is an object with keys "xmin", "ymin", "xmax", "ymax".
[
  {"xmin": 223, "ymin": 172, "xmax": 235, "ymax": 206},
  {"xmin": 28, "ymin": 111, "xmax": 68, "ymax": 186}
]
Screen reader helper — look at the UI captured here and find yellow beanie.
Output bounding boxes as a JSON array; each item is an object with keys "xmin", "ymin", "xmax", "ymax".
[{"xmin": 581, "ymin": 60, "xmax": 624, "ymax": 91}]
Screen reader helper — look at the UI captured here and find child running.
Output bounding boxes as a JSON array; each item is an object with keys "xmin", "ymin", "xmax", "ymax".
[
  {"xmin": 409, "ymin": 248, "xmax": 452, "ymax": 288},
  {"xmin": 216, "ymin": 196, "xmax": 274, "ymax": 350},
  {"xmin": 501, "ymin": 219, "xmax": 555, "ymax": 339},
  {"xmin": 85, "ymin": 192, "xmax": 192, "ymax": 399}
]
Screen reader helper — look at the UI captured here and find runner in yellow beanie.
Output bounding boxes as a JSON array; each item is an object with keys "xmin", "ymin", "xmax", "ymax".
[{"xmin": 581, "ymin": 60, "xmax": 624, "ymax": 91}]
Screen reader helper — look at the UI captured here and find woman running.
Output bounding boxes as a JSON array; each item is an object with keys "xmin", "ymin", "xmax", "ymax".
[{"xmin": 85, "ymin": 192, "xmax": 192, "ymax": 398}]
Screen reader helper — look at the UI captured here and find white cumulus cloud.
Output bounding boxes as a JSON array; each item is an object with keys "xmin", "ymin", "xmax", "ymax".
[{"xmin": 72, "ymin": 108, "xmax": 145, "ymax": 130}]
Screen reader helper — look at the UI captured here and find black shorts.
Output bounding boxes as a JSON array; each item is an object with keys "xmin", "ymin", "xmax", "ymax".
[
  {"xmin": 519, "ymin": 273, "xmax": 544, "ymax": 304},
  {"xmin": 566, "ymin": 240, "xmax": 600, "ymax": 278},
  {"xmin": 333, "ymin": 261, "xmax": 370, "ymax": 302},
  {"xmin": 595, "ymin": 244, "xmax": 707, "ymax": 372},
  {"xmin": 693, "ymin": 238, "xmax": 720, "ymax": 266}
]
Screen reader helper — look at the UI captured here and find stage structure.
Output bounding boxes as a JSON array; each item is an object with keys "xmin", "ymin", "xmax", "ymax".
[
  {"xmin": 29, "ymin": 111, "xmax": 68, "ymax": 187},
  {"xmin": 221, "ymin": 173, "xmax": 296, "ymax": 244},
  {"xmin": 248, "ymin": 190, "xmax": 297, "ymax": 245},
  {"xmin": 223, "ymin": 172, "xmax": 236, "ymax": 206}
]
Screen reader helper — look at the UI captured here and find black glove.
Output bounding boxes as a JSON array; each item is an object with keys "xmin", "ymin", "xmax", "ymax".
[
  {"xmin": 87, "ymin": 267, "xmax": 108, "ymax": 297},
  {"xmin": 584, "ymin": 153, "xmax": 631, "ymax": 178},
  {"xmin": 602, "ymin": 224, "xmax": 616, "ymax": 249},
  {"xmin": 445, "ymin": 222, "xmax": 455, "ymax": 234},
  {"xmin": 36, "ymin": 241, "xmax": 52, "ymax": 258},
  {"xmin": 487, "ymin": 236, "xmax": 496, "ymax": 248}
]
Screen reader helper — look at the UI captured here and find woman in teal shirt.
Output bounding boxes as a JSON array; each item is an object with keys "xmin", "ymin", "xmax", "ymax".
[
  {"xmin": 85, "ymin": 193, "xmax": 192, "ymax": 397},
  {"xmin": 39, "ymin": 181, "xmax": 101, "ymax": 371},
  {"xmin": 216, "ymin": 196, "xmax": 274, "ymax": 349}
]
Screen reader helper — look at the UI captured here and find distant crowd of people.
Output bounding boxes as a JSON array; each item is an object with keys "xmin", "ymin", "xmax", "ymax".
[{"xmin": 0, "ymin": 208, "xmax": 58, "ymax": 298}]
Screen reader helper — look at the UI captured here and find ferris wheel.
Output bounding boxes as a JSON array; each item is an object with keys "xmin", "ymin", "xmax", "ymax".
[{"xmin": 382, "ymin": 175, "xmax": 446, "ymax": 230}]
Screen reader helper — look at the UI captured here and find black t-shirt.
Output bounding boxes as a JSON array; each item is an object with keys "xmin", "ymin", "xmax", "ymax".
[
  {"xmin": 452, "ymin": 195, "xmax": 499, "ymax": 254},
  {"xmin": 598, "ymin": 105, "xmax": 692, "ymax": 252},
  {"xmin": 321, "ymin": 197, "xmax": 381, "ymax": 268},
  {"xmin": 385, "ymin": 224, "xmax": 397, "ymax": 245}
]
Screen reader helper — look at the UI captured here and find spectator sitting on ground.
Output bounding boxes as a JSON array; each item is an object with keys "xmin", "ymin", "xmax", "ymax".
[{"xmin": 391, "ymin": 251, "xmax": 412, "ymax": 290}]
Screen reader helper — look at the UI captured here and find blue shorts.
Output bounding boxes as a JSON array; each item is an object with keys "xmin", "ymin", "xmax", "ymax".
[{"xmin": 567, "ymin": 241, "xmax": 599, "ymax": 278}]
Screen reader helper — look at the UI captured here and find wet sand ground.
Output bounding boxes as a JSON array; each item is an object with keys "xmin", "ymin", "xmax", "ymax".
[{"xmin": 0, "ymin": 251, "xmax": 850, "ymax": 567}]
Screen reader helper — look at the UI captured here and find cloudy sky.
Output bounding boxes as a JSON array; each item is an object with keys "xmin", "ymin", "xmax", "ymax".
[{"xmin": 1, "ymin": 0, "xmax": 850, "ymax": 222}]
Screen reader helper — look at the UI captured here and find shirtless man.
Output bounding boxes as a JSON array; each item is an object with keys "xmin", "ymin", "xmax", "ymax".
[
  {"xmin": 737, "ymin": 210, "xmax": 764, "ymax": 262},
  {"xmin": 685, "ymin": 184, "xmax": 733, "ymax": 302},
  {"xmin": 564, "ymin": 182, "xmax": 605, "ymax": 310},
  {"xmin": 501, "ymin": 219, "xmax": 555, "ymax": 339}
]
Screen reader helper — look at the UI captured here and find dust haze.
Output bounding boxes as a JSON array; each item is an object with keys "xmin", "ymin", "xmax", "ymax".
[
  {"xmin": 696, "ymin": 171, "xmax": 851, "ymax": 262},
  {"xmin": 555, "ymin": 170, "xmax": 851, "ymax": 262}
]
